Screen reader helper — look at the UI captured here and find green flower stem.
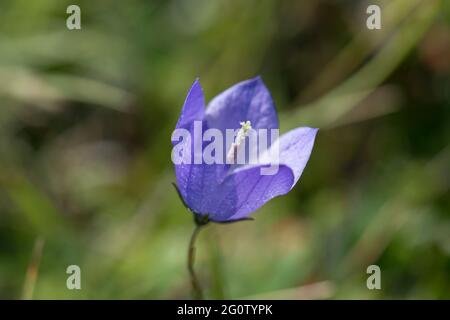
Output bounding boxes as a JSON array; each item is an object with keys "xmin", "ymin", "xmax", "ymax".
[{"xmin": 187, "ymin": 223, "xmax": 205, "ymax": 299}]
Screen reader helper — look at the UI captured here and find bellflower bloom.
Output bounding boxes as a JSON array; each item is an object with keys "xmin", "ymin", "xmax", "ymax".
[{"xmin": 172, "ymin": 77, "xmax": 317, "ymax": 224}]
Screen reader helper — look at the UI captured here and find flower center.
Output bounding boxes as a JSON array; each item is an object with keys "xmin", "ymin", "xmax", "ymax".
[{"xmin": 226, "ymin": 120, "xmax": 252, "ymax": 163}]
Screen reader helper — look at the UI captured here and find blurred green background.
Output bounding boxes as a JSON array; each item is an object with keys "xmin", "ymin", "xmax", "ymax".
[{"xmin": 0, "ymin": 0, "xmax": 449, "ymax": 299}]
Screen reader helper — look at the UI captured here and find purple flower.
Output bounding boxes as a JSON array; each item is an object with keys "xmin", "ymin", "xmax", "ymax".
[{"xmin": 172, "ymin": 77, "xmax": 318, "ymax": 224}]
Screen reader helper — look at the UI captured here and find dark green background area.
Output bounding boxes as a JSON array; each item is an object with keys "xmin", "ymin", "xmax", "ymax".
[{"xmin": 0, "ymin": 0, "xmax": 448, "ymax": 299}]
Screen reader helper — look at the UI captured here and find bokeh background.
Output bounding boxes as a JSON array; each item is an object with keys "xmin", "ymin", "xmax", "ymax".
[{"xmin": 0, "ymin": 0, "xmax": 449, "ymax": 299}]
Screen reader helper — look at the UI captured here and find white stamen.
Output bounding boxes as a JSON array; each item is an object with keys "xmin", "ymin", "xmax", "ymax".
[{"xmin": 226, "ymin": 121, "xmax": 252, "ymax": 163}]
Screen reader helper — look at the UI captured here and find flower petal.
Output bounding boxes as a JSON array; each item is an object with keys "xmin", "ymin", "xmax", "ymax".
[
  {"xmin": 173, "ymin": 80, "xmax": 207, "ymax": 209},
  {"xmin": 204, "ymin": 164, "xmax": 294, "ymax": 221},
  {"xmin": 215, "ymin": 127, "xmax": 318, "ymax": 220},
  {"xmin": 176, "ymin": 79, "xmax": 205, "ymax": 130},
  {"xmin": 267, "ymin": 127, "xmax": 318, "ymax": 188},
  {"xmin": 205, "ymin": 77, "xmax": 279, "ymax": 133},
  {"xmin": 173, "ymin": 120, "xmax": 229, "ymax": 215}
]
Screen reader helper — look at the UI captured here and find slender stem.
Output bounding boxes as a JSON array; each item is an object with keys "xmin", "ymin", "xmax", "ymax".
[
  {"xmin": 188, "ymin": 224, "xmax": 205, "ymax": 299},
  {"xmin": 22, "ymin": 237, "xmax": 45, "ymax": 300}
]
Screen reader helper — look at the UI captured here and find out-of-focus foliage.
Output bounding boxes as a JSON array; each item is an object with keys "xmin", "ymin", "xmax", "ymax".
[{"xmin": 0, "ymin": 0, "xmax": 449, "ymax": 299}]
